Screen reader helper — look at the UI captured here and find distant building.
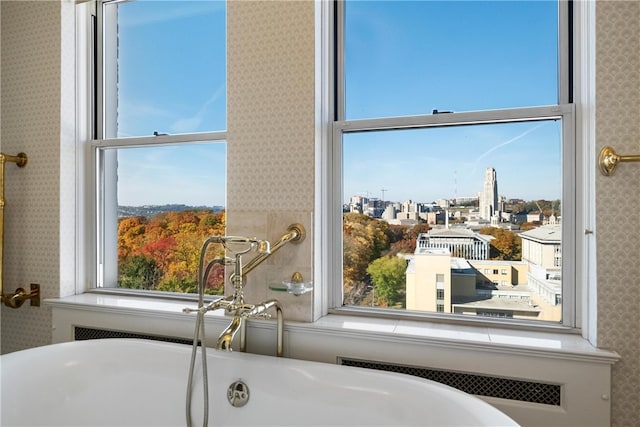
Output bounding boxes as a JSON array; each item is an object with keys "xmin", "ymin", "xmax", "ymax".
[
  {"xmin": 363, "ymin": 198, "xmax": 384, "ymax": 218},
  {"xmin": 417, "ymin": 228, "xmax": 493, "ymax": 260},
  {"xmin": 381, "ymin": 204, "xmax": 397, "ymax": 221},
  {"xmin": 348, "ymin": 195, "xmax": 385, "ymax": 218},
  {"xmin": 405, "ymin": 248, "xmax": 539, "ymax": 319},
  {"xmin": 519, "ymin": 225, "xmax": 562, "ymax": 321},
  {"xmin": 435, "ymin": 199, "xmax": 450, "ymax": 208},
  {"xmin": 348, "ymin": 195, "xmax": 367, "ymax": 213},
  {"xmin": 479, "ymin": 167, "xmax": 499, "ymax": 221}
]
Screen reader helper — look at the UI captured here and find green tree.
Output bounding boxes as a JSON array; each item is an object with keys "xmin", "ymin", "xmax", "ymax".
[
  {"xmin": 366, "ymin": 255, "xmax": 407, "ymax": 308},
  {"xmin": 118, "ymin": 255, "xmax": 162, "ymax": 290},
  {"xmin": 157, "ymin": 277, "xmax": 198, "ymax": 294}
]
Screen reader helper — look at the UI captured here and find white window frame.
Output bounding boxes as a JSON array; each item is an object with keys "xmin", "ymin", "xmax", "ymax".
[
  {"xmin": 88, "ymin": 0, "xmax": 227, "ymax": 291},
  {"xmin": 324, "ymin": 0, "xmax": 584, "ymax": 331}
]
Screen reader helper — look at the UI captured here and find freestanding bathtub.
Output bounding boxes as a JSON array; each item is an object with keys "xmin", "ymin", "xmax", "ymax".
[{"xmin": 1, "ymin": 339, "xmax": 518, "ymax": 426}]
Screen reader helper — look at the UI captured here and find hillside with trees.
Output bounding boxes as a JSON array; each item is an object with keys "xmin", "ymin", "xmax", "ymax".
[{"xmin": 118, "ymin": 209, "xmax": 226, "ymax": 294}]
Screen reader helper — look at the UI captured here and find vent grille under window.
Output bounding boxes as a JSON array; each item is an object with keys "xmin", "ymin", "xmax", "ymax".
[
  {"xmin": 339, "ymin": 357, "xmax": 561, "ymax": 406},
  {"xmin": 74, "ymin": 327, "xmax": 195, "ymax": 346}
]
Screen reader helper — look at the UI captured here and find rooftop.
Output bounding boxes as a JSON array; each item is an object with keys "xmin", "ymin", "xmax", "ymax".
[{"xmin": 519, "ymin": 225, "xmax": 561, "ymax": 243}]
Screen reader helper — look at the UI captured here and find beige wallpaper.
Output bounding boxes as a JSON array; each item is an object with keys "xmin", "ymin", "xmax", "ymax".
[
  {"xmin": 0, "ymin": 1, "xmax": 639, "ymax": 424},
  {"xmin": 226, "ymin": 1, "xmax": 315, "ymax": 321},
  {"xmin": 595, "ymin": 1, "xmax": 640, "ymax": 425},
  {"xmin": 0, "ymin": 0, "xmax": 61, "ymax": 353},
  {"xmin": 227, "ymin": 0, "xmax": 315, "ymax": 212}
]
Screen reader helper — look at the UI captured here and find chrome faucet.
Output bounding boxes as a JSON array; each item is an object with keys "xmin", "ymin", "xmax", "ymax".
[
  {"xmin": 184, "ymin": 224, "xmax": 304, "ymax": 357},
  {"xmin": 184, "ymin": 225, "xmax": 303, "ymax": 427}
]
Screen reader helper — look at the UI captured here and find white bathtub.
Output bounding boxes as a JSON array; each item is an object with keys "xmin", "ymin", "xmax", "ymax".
[{"xmin": 1, "ymin": 339, "xmax": 518, "ymax": 426}]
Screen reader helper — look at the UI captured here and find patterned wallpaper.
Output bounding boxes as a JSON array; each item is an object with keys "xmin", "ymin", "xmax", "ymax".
[
  {"xmin": 0, "ymin": 0, "xmax": 61, "ymax": 353},
  {"xmin": 0, "ymin": 1, "xmax": 639, "ymax": 424},
  {"xmin": 225, "ymin": 1, "xmax": 315, "ymax": 321},
  {"xmin": 227, "ymin": 0, "xmax": 315, "ymax": 212},
  {"xmin": 595, "ymin": 1, "xmax": 640, "ymax": 425}
]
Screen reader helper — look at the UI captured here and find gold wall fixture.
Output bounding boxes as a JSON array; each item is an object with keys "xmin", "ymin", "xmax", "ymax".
[
  {"xmin": 0, "ymin": 152, "xmax": 40, "ymax": 308},
  {"xmin": 598, "ymin": 146, "xmax": 640, "ymax": 176}
]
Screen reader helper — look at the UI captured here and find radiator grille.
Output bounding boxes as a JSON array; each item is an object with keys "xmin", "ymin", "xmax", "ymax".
[
  {"xmin": 74, "ymin": 327, "xmax": 195, "ymax": 346},
  {"xmin": 339, "ymin": 357, "xmax": 561, "ymax": 406}
]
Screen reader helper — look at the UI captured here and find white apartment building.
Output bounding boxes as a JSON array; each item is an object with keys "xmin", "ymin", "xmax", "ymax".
[{"xmin": 417, "ymin": 228, "xmax": 493, "ymax": 260}]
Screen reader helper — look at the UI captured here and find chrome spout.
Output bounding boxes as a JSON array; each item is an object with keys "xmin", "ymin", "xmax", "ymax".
[{"xmin": 216, "ymin": 315, "xmax": 242, "ymax": 351}]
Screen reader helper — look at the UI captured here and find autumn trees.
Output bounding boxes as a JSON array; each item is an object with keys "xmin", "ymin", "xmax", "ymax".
[
  {"xmin": 342, "ymin": 213, "xmax": 524, "ymax": 309},
  {"xmin": 118, "ymin": 210, "xmax": 226, "ymax": 294},
  {"xmin": 118, "ymin": 208, "xmax": 523, "ymax": 303},
  {"xmin": 343, "ymin": 213, "xmax": 424, "ymax": 308},
  {"xmin": 478, "ymin": 227, "xmax": 522, "ymax": 260}
]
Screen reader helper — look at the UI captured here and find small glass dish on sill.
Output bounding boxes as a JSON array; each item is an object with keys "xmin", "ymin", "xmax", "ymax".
[{"xmin": 269, "ymin": 272, "xmax": 313, "ymax": 296}]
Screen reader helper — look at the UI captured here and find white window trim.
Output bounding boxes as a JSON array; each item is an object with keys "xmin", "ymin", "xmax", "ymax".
[{"xmin": 320, "ymin": 0, "xmax": 592, "ymax": 335}]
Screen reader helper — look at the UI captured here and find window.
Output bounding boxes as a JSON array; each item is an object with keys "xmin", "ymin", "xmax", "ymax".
[
  {"xmin": 333, "ymin": 1, "xmax": 575, "ymax": 326},
  {"xmin": 92, "ymin": 0, "xmax": 227, "ymax": 294}
]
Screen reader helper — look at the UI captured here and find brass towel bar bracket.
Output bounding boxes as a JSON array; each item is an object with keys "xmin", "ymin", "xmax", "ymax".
[
  {"xmin": 598, "ymin": 146, "xmax": 640, "ymax": 176},
  {"xmin": 0, "ymin": 152, "xmax": 28, "ymax": 168}
]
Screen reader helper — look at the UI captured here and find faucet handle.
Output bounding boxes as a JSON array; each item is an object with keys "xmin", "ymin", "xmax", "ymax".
[{"xmin": 254, "ymin": 311, "xmax": 272, "ymax": 320}]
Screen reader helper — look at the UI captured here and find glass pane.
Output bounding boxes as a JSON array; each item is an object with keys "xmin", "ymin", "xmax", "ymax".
[
  {"xmin": 342, "ymin": 120, "xmax": 562, "ymax": 323},
  {"xmin": 105, "ymin": 0, "xmax": 226, "ymax": 137},
  {"xmin": 344, "ymin": 1, "xmax": 559, "ymax": 119},
  {"xmin": 115, "ymin": 143, "xmax": 226, "ymax": 294}
]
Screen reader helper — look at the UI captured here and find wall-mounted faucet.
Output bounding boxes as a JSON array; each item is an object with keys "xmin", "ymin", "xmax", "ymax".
[
  {"xmin": 184, "ymin": 223, "xmax": 306, "ymax": 356},
  {"xmin": 183, "ymin": 224, "xmax": 305, "ymax": 427}
]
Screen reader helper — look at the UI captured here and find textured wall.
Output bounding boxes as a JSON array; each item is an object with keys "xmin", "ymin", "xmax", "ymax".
[
  {"xmin": 227, "ymin": 0, "xmax": 315, "ymax": 211},
  {"xmin": 0, "ymin": 0, "xmax": 61, "ymax": 353},
  {"xmin": 595, "ymin": 2, "xmax": 640, "ymax": 425},
  {"xmin": 226, "ymin": 1, "xmax": 315, "ymax": 321}
]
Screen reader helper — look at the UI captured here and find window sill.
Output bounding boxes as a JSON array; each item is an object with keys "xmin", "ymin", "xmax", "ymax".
[{"xmin": 45, "ymin": 292, "xmax": 619, "ymax": 365}]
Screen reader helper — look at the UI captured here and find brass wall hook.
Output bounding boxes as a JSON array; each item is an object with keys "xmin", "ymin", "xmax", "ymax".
[{"xmin": 598, "ymin": 146, "xmax": 640, "ymax": 176}]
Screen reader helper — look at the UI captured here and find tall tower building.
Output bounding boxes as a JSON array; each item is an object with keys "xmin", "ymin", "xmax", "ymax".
[{"xmin": 480, "ymin": 167, "xmax": 498, "ymax": 220}]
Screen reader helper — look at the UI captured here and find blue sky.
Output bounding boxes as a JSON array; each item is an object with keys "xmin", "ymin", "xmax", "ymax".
[
  {"xmin": 114, "ymin": 0, "xmax": 561, "ymax": 207},
  {"xmin": 342, "ymin": 0, "xmax": 561, "ymax": 204},
  {"xmin": 114, "ymin": 0, "xmax": 226, "ymax": 206}
]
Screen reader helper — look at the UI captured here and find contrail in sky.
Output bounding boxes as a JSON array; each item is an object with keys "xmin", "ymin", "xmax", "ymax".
[
  {"xmin": 170, "ymin": 85, "xmax": 224, "ymax": 133},
  {"xmin": 472, "ymin": 122, "xmax": 545, "ymax": 174}
]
